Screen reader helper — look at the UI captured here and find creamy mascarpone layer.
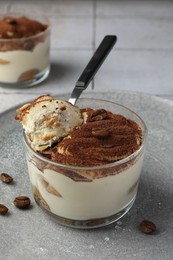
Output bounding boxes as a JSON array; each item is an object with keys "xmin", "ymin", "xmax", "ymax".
[
  {"xmin": 27, "ymin": 154, "xmax": 144, "ymax": 220},
  {"xmin": 0, "ymin": 37, "xmax": 49, "ymax": 83}
]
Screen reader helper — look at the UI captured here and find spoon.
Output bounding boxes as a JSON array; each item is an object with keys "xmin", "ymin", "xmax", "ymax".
[
  {"xmin": 69, "ymin": 35, "xmax": 117, "ymax": 105},
  {"xmin": 30, "ymin": 36, "xmax": 117, "ymax": 150}
]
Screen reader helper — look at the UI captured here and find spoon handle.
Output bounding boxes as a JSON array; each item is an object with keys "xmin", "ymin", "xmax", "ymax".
[{"xmin": 69, "ymin": 35, "xmax": 117, "ymax": 105}]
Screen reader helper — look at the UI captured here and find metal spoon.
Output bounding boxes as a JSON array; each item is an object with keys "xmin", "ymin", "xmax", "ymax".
[
  {"xmin": 69, "ymin": 35, "xmax": 117, "ymax": 105},
  {"xmin": 34, "ymin": 36, "xmax": 117, "ymax": 150}
]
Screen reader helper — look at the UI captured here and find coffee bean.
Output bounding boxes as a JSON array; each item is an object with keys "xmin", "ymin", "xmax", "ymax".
[
  {"xmin": 0, "ymin": 173, "xmax": 13, "ymax": 184},
  {"xmin": 139, "ymin": 220, "xmax": 156, "ymax": 234},
  {"xmin": 90, "ymin": 109, "xmax": 108, "ymax": 121},
  {"xmin": 91, "ymin": 128, "xmax": 110, "ymax": 138},
  {"xmin": 13, "ymin": 196, "xmax": 31, "ymax": 209},
  {"xmin": 0, "ymin": 204, "xmax": 8, "ymax": 215}
]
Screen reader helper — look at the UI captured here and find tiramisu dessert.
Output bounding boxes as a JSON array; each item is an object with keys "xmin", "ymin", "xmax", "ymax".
[
  {"xmin": 15, "ymin": 95, "xmax": 147, "ymax": 228},
  {"xmin": 0, "ymin": 14, "xmax": 50, "ymax": 87}
]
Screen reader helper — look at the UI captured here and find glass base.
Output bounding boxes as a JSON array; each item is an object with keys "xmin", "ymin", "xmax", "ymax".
[
  {"xmin": 34, "ymin": 195, "xmax": 136, "ymax": 229},
  {"xmin": 0, "ymin": 66, "xmax": 50, "ymax": 89}
]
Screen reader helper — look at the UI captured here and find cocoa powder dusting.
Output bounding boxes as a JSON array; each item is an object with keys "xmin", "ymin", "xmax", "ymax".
[
  {"xmin": 0, "ymin": 16, "xmax": 48, "ymax": 51},
  {"xmin": 40, "ymin": 108, "xmax": 142, "ymax": 167}
]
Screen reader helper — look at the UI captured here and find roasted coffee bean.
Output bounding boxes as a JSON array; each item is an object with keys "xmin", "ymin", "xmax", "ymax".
[
  {"xmin": 0, "ymin": 173, "xmax": 13, "ymax": 184},
  {"xmin": 0, "ymin": 204, "xmax": 8, "ymax": 215},
  {"xmin": 91, "ymin": 128, "xmax": 110, "ymax": 138},
  {"xmin": 13, "ymin": 196, "xmax": 31, "ymax": 209},
  {"xmin": 90, "ymin": 109, "xmax": 108, "ymax": 121},
  {"xmin": 139, "ymin": 220, "xmax": 156, "ymax": 234}
]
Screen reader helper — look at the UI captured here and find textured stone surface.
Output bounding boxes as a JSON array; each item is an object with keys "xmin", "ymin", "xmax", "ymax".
[{"xmin": 0, "ymin": 91, "xmax": 173, "ymax": 260}]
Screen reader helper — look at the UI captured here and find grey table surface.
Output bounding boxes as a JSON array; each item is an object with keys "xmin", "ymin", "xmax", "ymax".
[{"xmin": 0, "ymin": 91, "xmax": 173, "ymax": 260}]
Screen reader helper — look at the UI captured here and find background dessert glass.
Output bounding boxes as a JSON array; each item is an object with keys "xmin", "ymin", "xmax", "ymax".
[
  {"xmin": 0, "ymin": 13, "xmax": 50, "ymax": 88},
  {"xmin": 24, "ymin": 98, "xmax": 148, "ymax": 229}
]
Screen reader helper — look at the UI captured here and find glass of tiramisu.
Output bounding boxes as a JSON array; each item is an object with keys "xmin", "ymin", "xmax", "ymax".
[
  {"xmin": 0, "ymin": 13, "xmax": 50, "ymax": 88},
  {"xmin": 16, "ymin": 95, "xmax": 147, "ymax": 228}
]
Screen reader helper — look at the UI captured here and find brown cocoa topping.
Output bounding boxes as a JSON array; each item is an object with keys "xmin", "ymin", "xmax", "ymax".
[
  {"xmin": 0, "ymin": 204, "xmax": 8, "ymax": 215},
  {"xmin": 46, "ymin": 109, "xmax": 142, "ymax": 167},
  {"xmin": 0, "ymin": 16, "xmax": 48, "ymax": 51},
  {"xmin": 0, "ymin": 16, "xmax": 47, "ymax": 39},
  {"xmin": 139, "ymin": 220, "xmax": 156, "ymax": 234},
  {"xmin": 13, "ymin": 196, "xmax": 31, "ymax": 209},
  {"xmin": 0, "ymin": 173, "xmax": 13, "ymax": 184},
  {"xmin": 6, "ymin": 18, "xmax": 18, "ymax": 25}
]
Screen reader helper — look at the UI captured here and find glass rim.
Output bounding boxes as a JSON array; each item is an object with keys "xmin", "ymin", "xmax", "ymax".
[
  {"xmin": 23, "ymin": 98, "xmax": 148, "ymax": 170},
  {"xmin": 0, "ymin": 12, "xmax": 51, "ymax": 42}
]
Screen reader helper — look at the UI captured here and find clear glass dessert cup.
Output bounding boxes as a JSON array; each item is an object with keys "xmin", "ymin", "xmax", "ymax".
[
  {"xmin": 24, "ymin": 98, "xmax": 148, "ymax": 229},
  {"xmin": 0, "ymin": 13, "xmax": 50, "ymax": 88}
]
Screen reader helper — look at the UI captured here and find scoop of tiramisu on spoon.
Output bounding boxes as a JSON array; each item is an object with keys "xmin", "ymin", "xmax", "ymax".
[{"xmin": 15, "ymin": 35, "xmax": 117, "ymax": 151}]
